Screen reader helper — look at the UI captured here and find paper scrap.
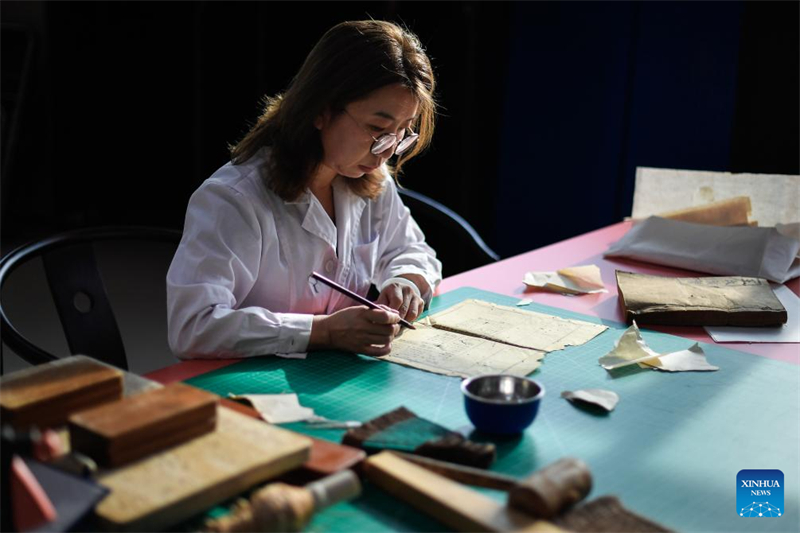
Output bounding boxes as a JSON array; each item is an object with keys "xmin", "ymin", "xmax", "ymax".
[
  {"xmin": 605, "ymin": 216, "xmax": 800, "ymax": 284},
  {"xmin": 641, "ymin": 343, "xmax": 719, "ymax": 372},
  {"xmin": 228, "ymin": 393, "xmax": 314, "ymax": 424},
  {"xmin": 705, "ymin": 284, "xmax": 800, "ymax": 343},
  {"xmin": 561, "ymin": 389, "xmax": 619, "ymax": 411},
  {"xmin": 523, "ymin": 265, "xmax": 607, "ymax": 295},
  {"xmin": 598, "ymin": 322, "xmax": 662, "ymax": 370},
  {"xmin": 599, "ymin": 322, "xmax": 719, "ymax": 372},
  {"xmin": 516, "ymin": 298, "xmax": 533, "ymax": 307}
]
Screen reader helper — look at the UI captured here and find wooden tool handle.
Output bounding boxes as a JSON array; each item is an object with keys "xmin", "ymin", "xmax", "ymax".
[
  {"xmin": 508, "ymin": 458, "xmax": 592, "ymax": 519},
  {"xmin": 395, "ymin": 452, "xmax": 518, "ymax": 491},
  {"xmin": 204, "ymin": 470, "xmax": 361, "ymax": 532}
]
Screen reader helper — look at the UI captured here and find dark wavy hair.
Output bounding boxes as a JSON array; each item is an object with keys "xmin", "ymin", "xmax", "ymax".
[{"xmin": 229, "ymin": 20, "xmax": 437, "ymax": 201}]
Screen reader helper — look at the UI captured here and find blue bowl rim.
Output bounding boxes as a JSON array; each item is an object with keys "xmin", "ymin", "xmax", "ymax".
[{"xmin": 460, "ymin": 374, "xmax": 545, "ymax": 406}]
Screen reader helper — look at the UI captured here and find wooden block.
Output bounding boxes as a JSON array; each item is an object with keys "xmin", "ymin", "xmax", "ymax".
[
  {"xmin": 93, "ymin": 406, "xmax": 312, "ymax": 531},
  {"xmin": 363, "ymin": 452, "xmax": 565, "ymax": 533},
  {"xmin": 0, "ymin": 358, "xmax": 123, "ymax": 430},
  {"xmin": 68, "ymin": 382, "xmax": 218, "ymax": 467}
]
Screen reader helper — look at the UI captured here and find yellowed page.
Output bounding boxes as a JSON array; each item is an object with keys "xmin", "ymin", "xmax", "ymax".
[
  {"xmin": 385, "ymin": 323, "xmax": 543, "ymax": 378},
  {"xmin": 429, "ymin": 299, "xmax": 607, "ymax": 352},
  {"xmin": 382, "ymin": 300, "xmax": 606, "ymax": 378}
]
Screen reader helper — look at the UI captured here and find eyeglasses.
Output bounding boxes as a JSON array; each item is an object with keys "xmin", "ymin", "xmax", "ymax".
[{"xmin": 343, "ymin": 109, "xmax": 419, "ymax": 156}]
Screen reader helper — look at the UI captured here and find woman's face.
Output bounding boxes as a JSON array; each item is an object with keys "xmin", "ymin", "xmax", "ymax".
[{"xmin": 315, "ymin": 83, "xmax": 419, "ymax": 180}]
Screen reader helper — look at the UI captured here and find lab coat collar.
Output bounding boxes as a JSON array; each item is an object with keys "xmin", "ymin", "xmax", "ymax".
[
  {"xmin": 296, "ymin": 176, "xmax": 367, "ymax": 252},
  {"xmin": 333, "ymin": 177, "xmax": 367, "ymax": 257}
]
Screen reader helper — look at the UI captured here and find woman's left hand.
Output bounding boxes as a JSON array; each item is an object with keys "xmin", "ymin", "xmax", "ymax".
[{"xmin": 376, "ymin": 282, "xmax": 424, "ymax": 322}]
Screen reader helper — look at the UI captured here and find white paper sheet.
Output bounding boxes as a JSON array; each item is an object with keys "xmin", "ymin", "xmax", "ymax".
[
  {"xmin": 599, "ymin": 322, "xmax": 719, "ymax": 372},
  {"xmin": 642, "ymin": 343, "xmax": 720, "ymax": 372},
  {"xmin": 705, "ymin": 284, "xmax": 800, "ymax": 343},
  {"xmin": 561, "ymin": 389, "xmax": 620, "ymax": 411},
  {"xmin": 523, "ymin": 265, "xmax": 607, "ymax": 295},
  {"xmin": 229, "ymin": 393, "xmax": 314, "ymax": 423},
  {"xmin": 605, "ymin": 216, "xmax": 800, "ymax": 283}
]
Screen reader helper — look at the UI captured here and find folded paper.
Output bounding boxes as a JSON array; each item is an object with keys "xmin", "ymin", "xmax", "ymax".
[
  {"xmin": 228, "ymin": 393, "xmax": 314, "ymax": 424},
  {"xmin": 561, "ymin": 389, "xmax": 619, "ymax": 411},
  {"xmin": 523, "ymin": 264, "xmax": 607, "ymax": 295},
  {"xmin": 605, "ymin": 217, "xmax": 800, "ymax": 283},
  {"xmin": 599, "ymin": 322, "xmax": 719, "ymax": 372}
]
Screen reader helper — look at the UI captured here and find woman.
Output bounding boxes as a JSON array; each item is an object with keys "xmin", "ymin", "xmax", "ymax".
[{"xmin": 167, "ymin": 20, "xmax": 442, "ymax": 359}]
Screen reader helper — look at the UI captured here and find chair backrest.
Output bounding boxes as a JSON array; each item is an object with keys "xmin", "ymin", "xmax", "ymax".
[
  {"xmin": 0, "ymin": 226, "xmax": 183, "ymax": 372},
  {"xmin": 398, "ymin": 189, "xmax": 500, "ymax": 278}
]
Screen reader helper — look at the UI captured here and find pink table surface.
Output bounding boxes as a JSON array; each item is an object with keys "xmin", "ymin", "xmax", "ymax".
[
  {"xmin": 147, "ymin": 221, "xmax": 800, "ymax": 383},
  {"xmin": 440, "ymin": 220, "xmax": 800, "ymax": 365}
]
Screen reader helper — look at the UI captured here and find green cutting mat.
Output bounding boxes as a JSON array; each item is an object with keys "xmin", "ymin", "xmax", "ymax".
[{"xmin": 186, "ymin": 287, "xmax": 800, "ymax": 533}]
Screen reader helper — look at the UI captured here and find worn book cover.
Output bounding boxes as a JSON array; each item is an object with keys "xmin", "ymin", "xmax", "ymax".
[{"xmin": 616, "ymin": 270, "xmax": 788, "ymax": 327}]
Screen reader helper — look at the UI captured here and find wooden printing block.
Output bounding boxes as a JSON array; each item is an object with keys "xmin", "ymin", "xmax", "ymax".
[
  {"xmin": 68, "ymin": 382, "xmax": 218, "ymax": 467},
  {"xmin": 0, "ymin": 359, "xmax": 123, "ymax": 430}
]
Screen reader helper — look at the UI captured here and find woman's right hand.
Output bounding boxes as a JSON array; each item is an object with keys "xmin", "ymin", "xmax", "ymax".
[{"xmin": 310, "ymin": 306, "xmax": 401, "ymax": 356}]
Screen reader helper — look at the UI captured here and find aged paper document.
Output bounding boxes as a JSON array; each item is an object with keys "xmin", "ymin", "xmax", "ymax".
[
  {"xmin": 429, "ymin": 299, "xmax": 608, "ymax": 352},
  {"xmin": 383, "ymin": 299, "xmax": 607, "ymax": 378}
]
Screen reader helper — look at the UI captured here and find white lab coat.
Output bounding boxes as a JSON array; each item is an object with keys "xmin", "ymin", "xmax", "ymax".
[{"xmin": 166, "ymin": 148, "xmax": 442, "ymax": 359}]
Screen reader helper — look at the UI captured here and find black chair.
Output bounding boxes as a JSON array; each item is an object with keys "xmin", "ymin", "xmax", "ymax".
[
  {"xmin": 0, "ymin": 226, "xmax": 183, "ymax": 372},
  {"xmin": 398, "ymin": 188, "xmax": 500, "ymax": 278}
]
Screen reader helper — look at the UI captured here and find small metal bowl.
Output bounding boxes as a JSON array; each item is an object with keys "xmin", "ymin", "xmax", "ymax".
[{"xmin": 461, "ymin": 374, "xmax": 545, "ymax": 434}]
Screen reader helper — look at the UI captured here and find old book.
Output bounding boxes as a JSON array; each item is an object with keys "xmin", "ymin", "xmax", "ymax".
[
  {"xmin": 68, "ymin": 382, "xmax": 218, "ymax": 467},
  {"xmin": 616, "ymin": 271, "xmax": 788, "ymax": 327},
  {"xmin": 0, "ymin": 358, "xmax": 123, "ymax": 430}
]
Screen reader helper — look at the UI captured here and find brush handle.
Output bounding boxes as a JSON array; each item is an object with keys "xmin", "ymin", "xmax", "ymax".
[{"xmin": 310, "ymin": 272, "xmax": 416, "ymax": 329}]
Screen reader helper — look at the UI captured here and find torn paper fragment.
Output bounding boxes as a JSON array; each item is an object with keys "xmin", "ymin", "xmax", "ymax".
[
  {"xmin": 599, "ymin": 323, "xmax": 720, "ymax": 372},
  {"xmin": 598, "ymin": 322, "xmax": 662, "ymax": 370},
  {"xmin": 523, "ymin": 265, "xmax": 607, "ymax": 295},
  {"xmin": 557, "ymin": 265, "xmax": 606, "ymax": 291},
  {"xmin": 228, "ymin": 393, "xmax": 314, "ymax": 424},
  {"xmin": 516, "ymin": 298, "xmax": 533, "ymax": 307},
  {"xmin": 641, "ymin": 343, "xmax": 719, "ymax": 372},
  {"xmin": 561, "ymin": 389, "xmax": 620, "ymax": 412}
]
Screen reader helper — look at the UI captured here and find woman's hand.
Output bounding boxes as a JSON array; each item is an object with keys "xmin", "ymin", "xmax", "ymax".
[
  {"xmin": 376, "ymin": 280, "xmax": 425, "ymax": 322},
  {"xmin": 310, "ymin": 306, "xmax": 400, "ymax": 356}
]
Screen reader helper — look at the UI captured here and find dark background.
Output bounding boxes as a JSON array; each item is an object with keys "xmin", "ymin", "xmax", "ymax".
[{"xmin": 2, "ymin": 0, "xmax": 798, "ymax": 259}]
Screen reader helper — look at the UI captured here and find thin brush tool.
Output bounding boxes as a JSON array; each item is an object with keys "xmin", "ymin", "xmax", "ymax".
[{"xmin": 310, "ymin": 272, "xmax": 416, "ymax": 329}]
